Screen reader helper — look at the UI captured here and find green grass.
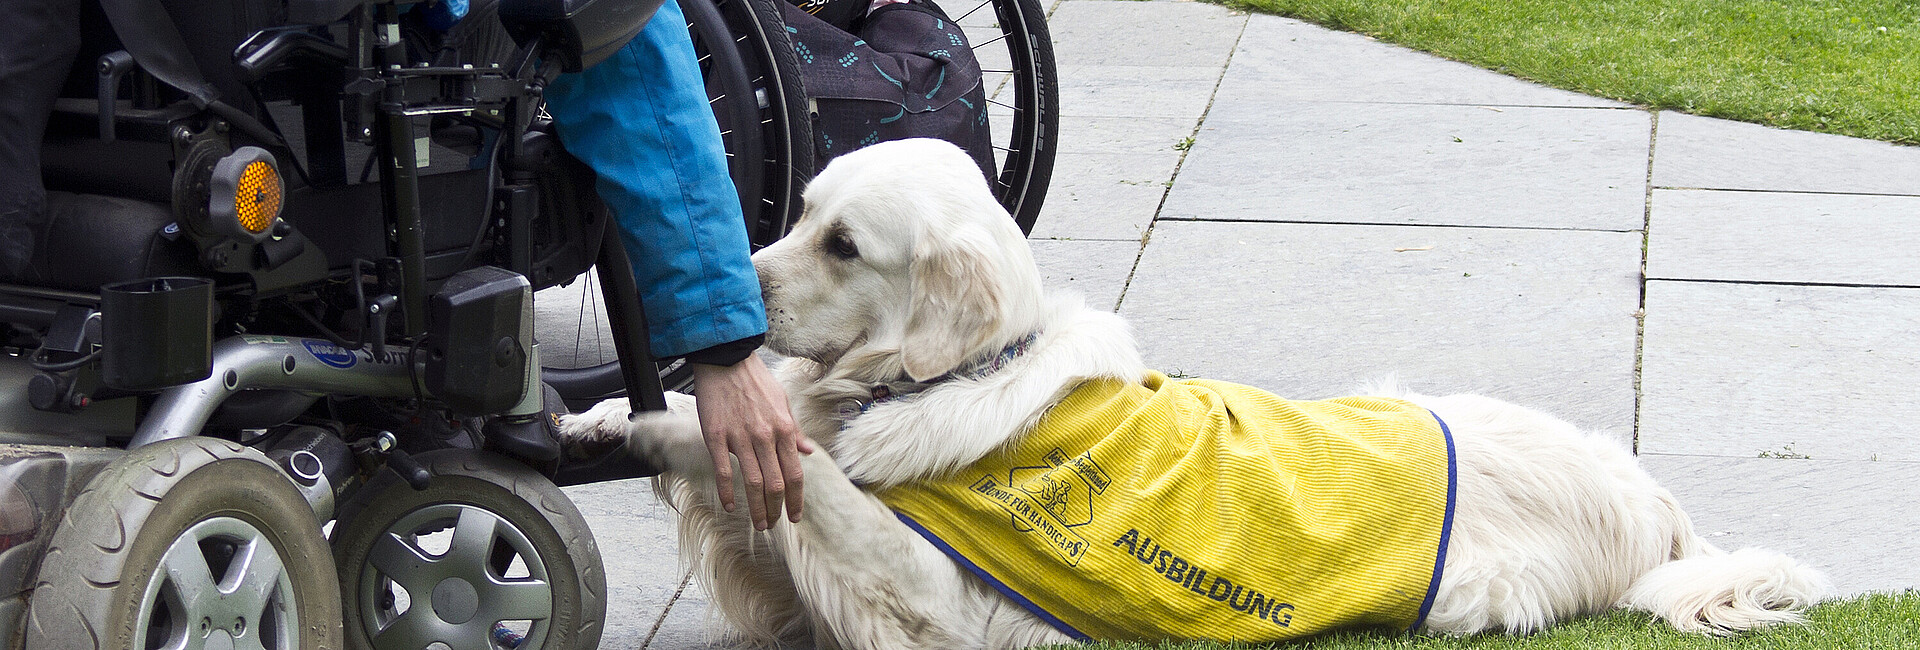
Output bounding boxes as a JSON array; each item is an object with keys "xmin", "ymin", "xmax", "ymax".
[
  {"xmin": 1046, "ymin": 592, "xmax": 1920, "ymax": 649},
  {"xmin": 1209, "ymin": 0, "xmax": 1920, "ymax": 144}
]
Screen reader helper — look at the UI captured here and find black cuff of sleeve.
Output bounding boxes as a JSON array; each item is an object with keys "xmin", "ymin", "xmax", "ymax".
[{"xmin": 678, "ymin": 334, "xmax": 765, "ymax": 367}]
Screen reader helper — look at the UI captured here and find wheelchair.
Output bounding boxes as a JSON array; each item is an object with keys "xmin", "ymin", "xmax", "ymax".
[{"xmin": 0, "ymin": 0, "xmax": 1056, "ymax": 646}]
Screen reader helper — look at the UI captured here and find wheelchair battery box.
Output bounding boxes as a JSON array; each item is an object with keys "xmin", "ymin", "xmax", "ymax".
[{"xmin": 425, "ymin": 267, "xmax": 533, "ymax": 416}]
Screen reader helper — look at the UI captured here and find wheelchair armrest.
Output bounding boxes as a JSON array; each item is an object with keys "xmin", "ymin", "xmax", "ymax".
[
  {"xmin": 498, "ymin": 0, "xmax": 664, "ymax": 73},
  {"xmin": 235, "ymin": 28, "xmax": 351, "ymax": 82}
]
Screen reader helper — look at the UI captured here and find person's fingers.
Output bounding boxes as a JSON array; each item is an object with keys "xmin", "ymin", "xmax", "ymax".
[
  {"xmin": 707, "ymin": 431, "xmax": 736, "ymax": 513},
  {"xmin": 778, "ymin": 428, "xmax": 805, "ymax": 522},
  {"xmin": 751, "ymin": 428, "xmax": 785, "ymax": 528},
  {"xmin": 795, "ymin": 431, "xmax": 817, "ymax": 455},
  {"xmin": 736, "ymin": 432, "xmax": 771, "ymax": 530}
]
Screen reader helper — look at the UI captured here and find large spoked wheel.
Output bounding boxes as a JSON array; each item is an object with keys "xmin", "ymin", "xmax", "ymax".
[
  {"xmin": 25, "ymin": 438, "xmax": 342, "ymax": 650},
  {"xmin": 332, "ymin": 449, "xmax": 606, "ymax": 650},
  {"xmin": 942, "ymin": 0, "xmax": 1059, "ymax": 234}
]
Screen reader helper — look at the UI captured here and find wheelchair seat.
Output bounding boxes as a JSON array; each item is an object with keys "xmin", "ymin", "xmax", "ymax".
[{"xmin": 25, "ymin": 193, "xmax": 201, "ymax": 293}]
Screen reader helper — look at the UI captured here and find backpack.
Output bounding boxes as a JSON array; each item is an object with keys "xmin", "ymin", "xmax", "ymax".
[{"xmin": 781, "ymin": 0, "xmax": 995, "ymax": 181}]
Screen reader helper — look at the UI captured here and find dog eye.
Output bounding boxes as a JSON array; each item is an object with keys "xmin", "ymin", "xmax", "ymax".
[{"xmin": 829, "ymin": 233, "xmax": 859, "ymax": 259}]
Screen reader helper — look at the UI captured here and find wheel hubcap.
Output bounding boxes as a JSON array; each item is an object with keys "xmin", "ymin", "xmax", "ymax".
[
  {"xmin": 359, "ymin": 504, "xmax": 554, "ymax": 649},
  {"xmin": 137, "ymin": 516, "xmax": 299, "ymax": 650}
]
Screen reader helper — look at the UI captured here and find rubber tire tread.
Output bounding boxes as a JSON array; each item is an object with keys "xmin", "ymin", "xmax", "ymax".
[
  {"xmin": 995, "ymin": 0, "xmax": 1059, "ymax": 235},
  {"xmin": 726, "ymin": 0, "xmax": 815, "ymax": 246},
  {"xmin": 685, "ymin": 0, "xmax": 814, "ymax": 246},
  {"xmin": 24, "ymin": 437, "xmax": 343, "ymax": 650},
  {"xmin": 331, "ymin": 448, "xmax": 607, "ymax": 650}
]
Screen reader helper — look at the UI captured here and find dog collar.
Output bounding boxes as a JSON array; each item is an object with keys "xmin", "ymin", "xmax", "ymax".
[
  {"xmin": 843, "ymin": 331, "xmax": 1042, "ymax": 421},
  {"xmin": 933, "ymin": 330, "xmax": 1041, "ymax": 385}
]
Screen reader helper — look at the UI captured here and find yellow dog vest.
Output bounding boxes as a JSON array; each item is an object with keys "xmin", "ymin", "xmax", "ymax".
[{"xmin": 875, "ymin": 371, "xmax": 1457, "ymax": 641}]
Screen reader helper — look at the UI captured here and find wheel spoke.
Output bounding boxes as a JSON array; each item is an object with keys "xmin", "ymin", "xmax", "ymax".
[
  {"xmin": 370, "ymin": 609, "xmax": 445, "ymax": 650},
  {"xmin": 446, "ymin": 507, "xmax": 504, "ymax": 573},
  {"xmin": 971, "ymin": 31, "xmax": 1010, "ymax": 48},
  {"xmin": 158, "ymin": 535, "xmax": 219, "ymax": 612},
  {"xmin": 368, "ymin": 531, "xmax": 440, "ymax": 592},
  {"xmin": 954, "ymin": 0, "xmax": 992, "ymax": 22},
  {"xmin": 482, "ymin": 580, "xmax": 555, "ymax": 622},
  {"xmin": 232, "ymin": 630, "xmax": 270, "ymax": 650},
  {"xmin": 230, "ymin": 539, "xmax": 289, "ymax": 617}
]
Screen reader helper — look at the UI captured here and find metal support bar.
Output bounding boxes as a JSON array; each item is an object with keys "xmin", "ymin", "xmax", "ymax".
[
  {"xmin": 594, "ymin": 219, "xmax": 669, "ymax": 413},
  {"xmin": 127, "ymin": 335, "xmax": 422, "ymax": 448}
]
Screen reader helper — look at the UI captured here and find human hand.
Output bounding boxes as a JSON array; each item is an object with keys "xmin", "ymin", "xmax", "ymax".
[{"xmin": 690, "ymin": 354, "xmax": 815, "ymax": 530}]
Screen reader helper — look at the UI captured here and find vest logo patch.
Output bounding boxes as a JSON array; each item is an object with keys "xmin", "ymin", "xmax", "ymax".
[{"xmin": 969, "ymin": 448, "xmax": 1111, "ymax": 566}]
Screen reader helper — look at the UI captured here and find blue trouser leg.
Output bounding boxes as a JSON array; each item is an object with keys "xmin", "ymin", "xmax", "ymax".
[{"xmin": 543, "ymin": 0, "xmax": 766, "ymax": 358}]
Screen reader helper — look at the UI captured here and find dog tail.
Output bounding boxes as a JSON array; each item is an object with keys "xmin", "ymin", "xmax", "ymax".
[{"xmin": 1620, "ymin": 497, "xmax": 1829, "ymax": 634}]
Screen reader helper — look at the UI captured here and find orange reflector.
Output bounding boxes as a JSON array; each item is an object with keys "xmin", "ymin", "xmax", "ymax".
[{"xmin": 234, "ymin": 160, "xmax": 281, "ymax": 234}]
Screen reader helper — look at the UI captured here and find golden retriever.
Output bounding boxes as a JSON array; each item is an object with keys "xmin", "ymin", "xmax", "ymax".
[{"xmin": 561, "ymin": 138, "xmax": 1827, "ymax": 649}]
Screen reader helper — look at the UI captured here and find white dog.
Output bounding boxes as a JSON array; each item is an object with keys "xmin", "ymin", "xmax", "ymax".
[{"xmin": 562, "ymin": 138, "xmax": 1828, "ymax": 648}]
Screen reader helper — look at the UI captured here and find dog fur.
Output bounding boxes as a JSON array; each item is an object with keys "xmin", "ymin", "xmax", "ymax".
[{"xmin": 560, "ymin": 138, "xmax": 1829, "ymax": 649}]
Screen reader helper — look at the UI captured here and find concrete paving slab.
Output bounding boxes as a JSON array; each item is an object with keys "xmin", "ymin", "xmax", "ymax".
[
  {"xmin": 1121, "ymin": 220, "xmax": 1642, "ymax": 435},
  {"xmin": 1652, "ymin": 111, "xmax": 1920, "ymax": 196},
  {"xmin": 1639, "ymin": 281, "xmax": 1920, "ymax": 462},
  {"xmin": 1165, "ymin": 102, "xmax": 1650, "ymax": 230},
  {"xmin": 1647, "ymin": 189, "xmax": 1920, "ymax": 286},
  {"xmin": 1027, "ymin": 152, "xmax": 1180, "ymax": 241},
  {"xmin": 644, "ymin": 583, "xmax": 734, "ymax": 650},
  {"xmin": 561, "ymin": 479, "xmax": 690, "ymax": 648},
  {"xmin": 534, "ymin": 271, "xmax": 620, "ymax": 369},
  {"xmin": 1641, "ymin": 455, "xmax": 1920, "ymax": 595},
  {"xmin": 1220, "ymin": 14, "xmax": 1627, "ymax": 108},
  {"xmin": 1031, "ymin": 238, "xmax": 1142, "ymax": 312},
  {"xmin": 1052, "ymin": 114, "xmax": 1199, "ymax": 155},
  {"xmin": 1055, "ymin": 64, "xmax": 1222, "ymax": 119},
  {"xmin": 1047, "ymin": 0, "xmax": 1247, "ymax": 68}
]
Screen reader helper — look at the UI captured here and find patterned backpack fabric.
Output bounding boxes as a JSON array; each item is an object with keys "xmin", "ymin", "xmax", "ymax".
[{"xmin": 781, "ymin": 0, "xmax": 996, "ymax": 180}]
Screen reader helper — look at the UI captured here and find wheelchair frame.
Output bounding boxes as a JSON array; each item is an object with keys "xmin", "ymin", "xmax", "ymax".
[{"xmin": 0, "ymin": 0, "xmax": 1057, "ymax": 645}]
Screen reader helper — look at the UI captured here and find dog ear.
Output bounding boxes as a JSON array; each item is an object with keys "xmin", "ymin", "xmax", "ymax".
[{"xmin": 900, "ymin": 229, "xmax": 1004, "ymax": 382}]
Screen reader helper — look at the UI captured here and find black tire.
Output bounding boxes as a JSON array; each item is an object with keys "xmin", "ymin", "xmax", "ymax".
[
  {"xmin": 976, "ymin": 0, "xmax": 1059, "ymax": 234},
  {"xmin": 331, "ymin": 449, "xmax": 606, "ymax": 650},
  {"xmin": 686, "ymin": 0, "xmax": 816, "ymax": 248},
  {"xmin": 25, "ymin": 438, "xmax": 342, "ymax": 650}
]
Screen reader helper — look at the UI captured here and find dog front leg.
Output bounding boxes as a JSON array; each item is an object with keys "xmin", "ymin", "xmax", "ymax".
[
  {"xmin": 767, "ymin": 451, "xmax": 1068, "ymax": 650},
  {"xmin": 561, "ymin": 395, "xmax": 817, "ymax": 645}
]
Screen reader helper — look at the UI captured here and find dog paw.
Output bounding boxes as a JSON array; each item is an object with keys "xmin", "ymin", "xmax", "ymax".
[
  {"xmin": 555, "ymin": 398, "xmax": 635, "ymax": 461},
  {"xmin": 556, "ymin": 392, "xmax": 705, "ymax": 468}
]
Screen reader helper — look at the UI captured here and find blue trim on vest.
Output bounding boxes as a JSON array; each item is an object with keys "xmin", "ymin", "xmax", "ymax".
[
  {"xmin": 893, "ymin": 512, "xmax": 1092, "ymax": 642},
  {"xmin": 1409, "ymin": 410, "xmax": 1459, "ymax": 633}
]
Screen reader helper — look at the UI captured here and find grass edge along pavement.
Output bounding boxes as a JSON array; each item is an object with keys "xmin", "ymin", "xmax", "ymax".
[
  {"xmin": 1209, "ymin": 0, "xmax": 1920, "ymax": 145},
  {"xmin": 1041, "ymin": 591, "xmax": 1920, "ymax": 649}
]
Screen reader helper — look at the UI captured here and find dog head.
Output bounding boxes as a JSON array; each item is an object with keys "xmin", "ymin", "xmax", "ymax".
[{"xmin": 753, "ymin": 139, "xmax": 1044, "ymax": 382}]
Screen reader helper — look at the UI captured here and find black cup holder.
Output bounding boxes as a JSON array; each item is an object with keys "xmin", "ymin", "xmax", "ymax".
[{"xmin": 100, "ymin": 277, "xmax": 214, "ymax": 391}]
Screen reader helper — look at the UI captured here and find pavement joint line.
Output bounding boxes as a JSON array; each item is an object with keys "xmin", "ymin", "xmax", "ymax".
[
  {"xmin": 1110, "ymin": 1, "xmax": 1252, "ymax": 314},
  {"xmin": 640, "ymin": 569, "xmax": 698, "ymax": 650},
  {"xmin": 1651, "ymin": 185, "xmax": 1920, "ymax": 199},
  {"xmin": 1151, "ymin": 216, "xmax": 1645, "ymax": 234},
  {"xmin": 1235, "ymin": 99, "xmax": 1644, "ymax": 111},
  {"xmin": 1637, "ymin": 451, "xmax": 1920, "ymax": 464},
  {"xmin": 1644, "ymin": 277, "xmax": 1920, "ymax": 291},
  {"xmin": 1634, "ymin": 109, "xmax": 1659, "ymax": 455}
]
